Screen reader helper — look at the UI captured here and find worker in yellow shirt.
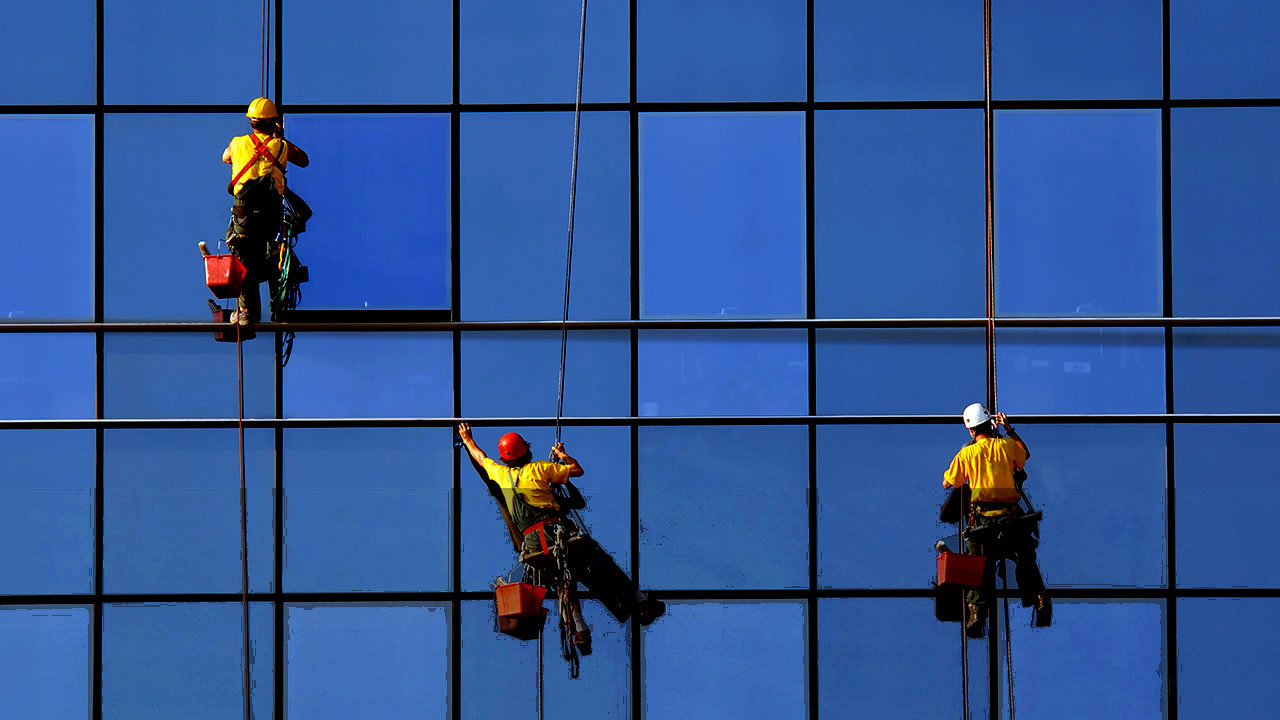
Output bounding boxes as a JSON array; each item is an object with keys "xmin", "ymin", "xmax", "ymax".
[
  {"xmin": 944, "ymin": 403, "xmax": 1051, "ymax": 637},
  {"xmin": 220, "ymin": 97, "xmax": 310, "ymax": 325},
  {"xmin": 457, "ymin": 423, "xmax": 666, "ymax": 657}
]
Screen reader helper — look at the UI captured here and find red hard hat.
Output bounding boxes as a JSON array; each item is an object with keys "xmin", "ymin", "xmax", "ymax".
[{"xmin": 498, "ymin": 432, "xmax": 529, "ymax": 462}]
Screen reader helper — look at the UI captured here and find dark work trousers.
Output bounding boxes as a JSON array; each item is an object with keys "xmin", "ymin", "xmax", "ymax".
[
  {"xmin": 964, "ymin": 509, "xmax": 1046, "ymax": 614},
  {"xmin": 527, "ymin": 518, "xmax": 641, "ymax": 625},
  {"xmin": 226, "ymin": 179, "xmax": 283, "ymax": 323}
]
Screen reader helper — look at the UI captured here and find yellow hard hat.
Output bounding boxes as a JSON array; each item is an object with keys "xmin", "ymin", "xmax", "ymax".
[{"xmin": 246, "ymin": 97, "xmax": 278, "ymax": 120}]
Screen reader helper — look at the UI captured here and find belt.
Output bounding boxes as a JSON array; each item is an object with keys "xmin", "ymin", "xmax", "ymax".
[
  {"xmin": 522, "ymin": 517, "xmax": 563, "ymax": 554},
  {"xmin": 972, "ymin": 501, "xmax": 1019, "ymax": 516}
]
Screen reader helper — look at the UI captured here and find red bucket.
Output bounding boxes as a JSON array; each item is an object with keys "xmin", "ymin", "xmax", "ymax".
[
  {"xmin": 498, "ymin": 608, "xmax": 548, "ymax": 641},
  {"xmin": 937, "ymin": 552, "xmax": 986, "ymax": 588},
  {"xmin": 205, "ymin": 254, "xmax": 247, "ymax": 299},
  {"xmin": 495, "ymin": 582, "xmax": 546, "ymax": 619}
]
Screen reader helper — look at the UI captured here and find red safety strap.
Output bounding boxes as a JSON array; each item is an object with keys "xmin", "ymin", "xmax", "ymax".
[
  {"xmin": 230, "ymin": 133, "xmax": 286, "ymax": 189},
  {"xmin": 522, "ymin": 517, "xmax": 562, "ymax": 555}
]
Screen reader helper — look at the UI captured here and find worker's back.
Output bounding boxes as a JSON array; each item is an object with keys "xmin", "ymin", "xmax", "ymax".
[
  {"xmin": 228, "ymin": 131, "xmax": 288, "ymax": 195},
  {"xmin": 945, "ymin": 436, "xmax": 1026, "ymax": 503}
]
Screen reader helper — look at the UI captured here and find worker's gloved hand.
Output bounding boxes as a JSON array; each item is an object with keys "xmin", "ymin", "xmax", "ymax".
[
  {"xmin": 457, "ymin": 422, "xmax": 473, "ymax": 443},
  {"xmin": 550, "ymin": 442, "xmax": 568, "ymax": 461}
]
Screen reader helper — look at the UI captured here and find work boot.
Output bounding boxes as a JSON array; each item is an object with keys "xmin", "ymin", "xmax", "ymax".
[
  {"xmin": 636, "ymin": 599, "xmax": 667, "ymax": 627},
  {"xmin": 573, "ymin": 628, "xmax": 592, "ymax": 656},
  {"xmin": 1033, "ymin": 593, "xmax": 1053, "ymax": 628},
  {"xmin": 966, "ymin": 604, "xmax": 986, "ymax": 639}
]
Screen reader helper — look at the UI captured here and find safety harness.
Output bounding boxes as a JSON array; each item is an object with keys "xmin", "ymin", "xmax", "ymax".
[{"xmin": 228, "ymin": 133, "xmax": 287, "ymax": 194}]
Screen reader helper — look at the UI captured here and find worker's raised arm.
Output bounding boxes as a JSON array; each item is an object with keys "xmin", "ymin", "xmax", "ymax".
[
  {"xmin": 994, "ymin": 412, "xmax": 1030, "ymax": 463},
  {"xmin": 286, "ymin": 141, "xmax": 309, "ymax": 167},
  {"xmin": 457, "ymin": 423, "xmax": 488, "ymax": 468},
  {"xmin": 550, "ymin": 442, "xmax": 584, "ymax": 478}
]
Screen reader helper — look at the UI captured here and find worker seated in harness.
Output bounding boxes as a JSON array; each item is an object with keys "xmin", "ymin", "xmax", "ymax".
[
  {"xmin": 456, "ymin": 423, "xmax": 666, "ymax": 656},
  {"xmin": 943, "ymin": 403, "xmax": 1052, "ymax": 638},
  {"xmin": 220, "ymin": 97, "xmax": 310, "ymax": 326}
]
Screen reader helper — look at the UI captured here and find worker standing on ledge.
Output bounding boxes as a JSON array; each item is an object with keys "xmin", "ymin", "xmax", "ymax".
[
  {"xmin": 221, "ymin": 97, "xmax": 309, "ymax": 326},
  {"xmin": 943, "ymin": 404, "xmax": 1052, "ymax": 638},
  {"xmin": 457, "ymin": 423, "xmax": 666, "ymax": 656}
]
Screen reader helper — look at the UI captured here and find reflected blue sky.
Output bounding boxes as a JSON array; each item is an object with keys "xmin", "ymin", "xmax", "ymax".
[{"xmin": 8, "ymin": 1, "xmax": 1280, "ymax": 717}]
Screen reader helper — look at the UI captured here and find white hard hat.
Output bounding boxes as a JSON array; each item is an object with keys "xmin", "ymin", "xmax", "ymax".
[{"xmin": 962, "ymin": 403, "xmax": 991, "ymax": 428}]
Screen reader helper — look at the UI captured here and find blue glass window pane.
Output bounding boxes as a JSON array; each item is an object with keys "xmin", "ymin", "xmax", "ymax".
[
  {"xmin": 643, "ymin": 602, "xmax": 806, "ymax": 716},
  {"xmin": 460, "ymin": 332, "xmax": 628, "ymax": 419},
  {"xmin": 997, "ymin": 328, "xmax": 1165, "ymax": 414},
  {"xmin": 287, "ymin": 115, "xmax": 450, "ymax": 309},
  {"xmin": 285, "ymin": 0, "xmax": 450, "ymax": 104},
  {"xmin": 461, "ymin": 426, "xmax": 630, "ymax": 591},
  {"xmin": 461, "ymin": 112, "xmax": 629, "ymax": 320},
  {"xmin": 105, "ymin": 0, "xmax": 267, "ymax": 104},
  {"xmin": 0, "ymin": 607, "xmax": 91, "ymax": 719},
  {"xmin": 460, "ymin": 0, "xmax": 628, "ymax": 103},
  {"xmin": 992, "ymin": 0, "xmax": 1162, "ymax": 100},
  {"xmin": 814, "ymin": 0, "xmax": 982, "ymax": 101},
  {"xmin": 816, "ymin": 330, "xmax": 985, "ymax": 415},
  {"xmin": 104, "ymin": 334, "xmax": 274, "ymax": 419},
  {"xmin": 1019, "ymin": 424, "xmax": 1166, "ymax": 587},
  {"xmin": 0, "ymin": 2, "xmax": 94, "ymax": 104},
  {"xmin": 818, "ymin": 426, "xmax": 976, "ymax": 588},
  {"xmin": 638, "ymin": 331, "xmax": 808, "ymax": 417},
  {"xmin": 820, "ymin": 599, "xmax": 988, "ymax": 718},
  {"xmin": 1179, "ymin": 598, "xmax": 1278, "ymax": 717},
  {"xmin": 285, "ymin": 604, "xmax": 449, "ymax": 719},
  {"xmin": 103, "ymin": 430, "xmax": 273, "ymax": 594},
  {"xmin": 1172, "ymin": 108, "xmax": 1280, "ymax": 316},
  {"xmin": 996, "ymin": 111, "xmax": 1162, "ymax": 316},
  {"xmin": 1006, "ymin": 600, "xmax": 1165, "ymax": 718},
  {"xmin": 639, "ymin": 426, "xmax": 807, "ymax": 589},
  {"xmin": 638, "ymin": 0, "xmax": 805, "ymax": 101},
  {"xmin": 0, "ymin": 431, "xmax": 95, "ymax": 595},
  {"xmin": 1173, "ymin": 329, "xmax": 1280, "ymax": 413},
  {"xmin": 460, "ymin": 600, "xmax": 629, "ymax": 718},
  {"xmin": 284, "ymin": 333, "xmax": 452, "ymax": 418},
  {"xmin": 103, "ymin": 113, "xmax": 246, "ymax": 321},
  {"xmin": 641, "ymin": 113, "xmax": 806, "ymax": 318},
  {"xmin": 1175, "ymin": 425, "xmax": 1280, "ymax": 588},
  {"xmin": 0, "ymin": 334, "xmax": 94, "ymax": 420},
  {"xmin": 0, "ymin": 116, "xmax": 94, "ymax": 320},
  {"xmin": 1172, "ymin": 0, "xmax": 1280, "ymax": 99},
  {"xmin": 815, "ymin": 110, "xmax": 985, "ymax": 318},
  {"xmin": 103, "ymin": 602, "xmax": 272, "ymax": 720},
  {"xmin": 285, "ymin": 429, "xmax": 452, "ymax": 592}
]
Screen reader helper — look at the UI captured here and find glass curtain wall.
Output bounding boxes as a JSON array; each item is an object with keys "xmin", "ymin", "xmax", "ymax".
[{"xmin": 4, "ymin": 0, "xmax": 1280, "ymax": 718}]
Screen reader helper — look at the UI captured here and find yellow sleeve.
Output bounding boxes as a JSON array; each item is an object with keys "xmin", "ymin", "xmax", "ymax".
[
  {"xmin": 943, "ymin": 450, "xmax": 967, "ymax": 488},
  {"xmin": 532, "ymin": 461, "xmax": 571, "ymax": 485},
  {"xmin": 480, "ymin": 457, "xmax": 506, "ymax": 485},
  {"xmin": 1009, "ymin": 439, "xmax": 1028, "ymax": 470}
]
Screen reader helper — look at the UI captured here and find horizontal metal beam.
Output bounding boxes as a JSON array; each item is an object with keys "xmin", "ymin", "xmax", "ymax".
[
  {"xmin": 6, "ymin": 587, "xmax": 1277, "ymax": 607},
  {"xmin": 6, "ymin": 97, "xmax": 1280, "ymax": 115},
  {"xmin": 4, "ymin": 316, "xmax": 1280, "ymax": 333},
  {"xmin": 2, "ymin": 413, "xmax": 1280, "ymax": 430}
]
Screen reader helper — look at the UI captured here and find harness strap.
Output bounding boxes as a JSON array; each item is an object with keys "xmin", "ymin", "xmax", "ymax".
[
  {"xmin": 230, "ymin": 134, "xmax": 287, "ymax": 189},
  {"xmin": 522, "ymin": 517, "xmax": 563, "ymax": 554}
]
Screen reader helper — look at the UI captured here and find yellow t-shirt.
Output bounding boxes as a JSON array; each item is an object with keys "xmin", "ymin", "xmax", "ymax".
[
  {"xmin": 942, "ymin": 436, "xmax": 1027, "ymax": 503},
  {"xmin": 227, "ymin": 132, "xmax": 289, "ymax": 195},
  {"xmin": 481, "ymin": 457, "xmax": 567, "ymax": 513}
]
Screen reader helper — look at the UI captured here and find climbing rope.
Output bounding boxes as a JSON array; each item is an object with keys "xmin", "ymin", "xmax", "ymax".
[
  {"xmin": 236, "ymin": 324, "xmax": 251, "ymax": 720},
  {"xmin": 1002, "ymin": 563, "xmax": 1016, "ymax": 720},
  {"xmin": 554, "ymin": 0, "xmax": 588, "ymax": 447},
  {"xmin": 259, "ymin": 0, "xmax": 270, "ymax": 97},
  {"xmin": 959, "ymin": 495, "xmax": 970, "ymax": 720},
  {"xmin": 238, "ymin": 1, "xmax": 269, "ymax": 716}
]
